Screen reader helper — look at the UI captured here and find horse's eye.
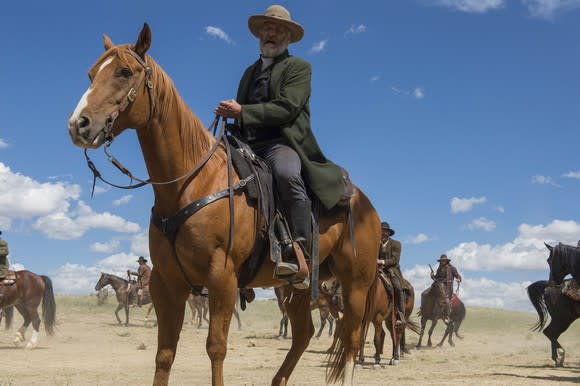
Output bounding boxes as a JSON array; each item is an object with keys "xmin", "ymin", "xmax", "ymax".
[{"xmin": 119, "ymin": 67, "xmax": 133, "ymax": 78}]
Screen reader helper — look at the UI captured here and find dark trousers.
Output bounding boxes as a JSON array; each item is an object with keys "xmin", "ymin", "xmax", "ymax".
[{"xmin": 252, "ymin": 142, "xmax": 309, "ymax": 205}]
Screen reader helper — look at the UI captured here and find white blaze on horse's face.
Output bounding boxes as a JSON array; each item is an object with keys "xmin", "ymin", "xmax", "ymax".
[{"xmin": 68, "ymin": 53, "xmax": 132, "ymax": 149}]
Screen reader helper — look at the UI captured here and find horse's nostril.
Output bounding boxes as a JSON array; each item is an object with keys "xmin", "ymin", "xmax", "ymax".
[{"xmin": 79, "ymin": 116, "xmax": 91, "ymax": 128}]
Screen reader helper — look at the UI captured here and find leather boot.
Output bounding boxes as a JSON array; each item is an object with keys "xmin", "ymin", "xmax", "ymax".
[
  {"xmin": 274, "ymin": 200, "xmax": 311, "ymax": 277},
  {"xmin": 395, "ymin": 288, "xmax": 406, "ymax": 326}
]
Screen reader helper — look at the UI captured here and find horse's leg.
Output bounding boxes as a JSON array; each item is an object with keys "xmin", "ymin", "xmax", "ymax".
[
  {"xmin": 437, "ymin": 322, "xmax": 451, "ymax": 347},
  {"xmin": 197, "ymin": 304, "xmax": 203, "ymax": 328},
  {"xmin": 124, "ymin": 303, "xmax": 130, "ymax": 326},
  {"xmin": 373, "ymin": 323, "xmax": 383, "ymax": 367},
  {"xmin": 151, "ymin": 269, "xmax": 188, "ymax": 386},
  {"xmin": 427, "ymin": 319, "xmax": 438, "ymax": 347},
  {"xmin": 114, "ymin": 303, "xmax": 123, "ymax": 324},
  {"xmin": 272, "ymin": 289, "xmax": 313, "ymax": 386},
  {"xmin": 329, "ymin": 316, "xmax": 334, "ymax": 337},
  {"xmin": 316, "ymin": 314, "xmax": 326, "ymax": 339},
  {"xmin": 206, "ymin": 269, "xmax": 237, "ymax": 386},
  {"xmin": 233, "ymin": 308, "xmax": 242, "ymax": 331},
  {"xmin": 544, "ymin": 321, "xmax": 566, "ymax": 367},
  {"xmin": 25, "ymin": 304, "xmax": 42, "ymax": 350},
  {"xmin": 416, "ymin": 316, "xmax": 427, "ymax": 348},
  {"xmin": 283, "ymin": 315, "xmax": 289, "ymax": 338},
  {"xmin": 145, "ymin": 304, "xmax": 154, "ymax": 321},
  {"xmin": 13, "ymin": 305, "xmax": 29, "ymax": 347}
]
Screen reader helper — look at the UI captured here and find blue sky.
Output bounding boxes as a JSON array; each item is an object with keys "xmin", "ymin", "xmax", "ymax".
[{"xmin": 1, "ymin": 1, "xmax": 579, "ymax": 310}]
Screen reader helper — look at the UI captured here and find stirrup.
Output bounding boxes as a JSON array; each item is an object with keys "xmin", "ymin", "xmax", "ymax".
[
  {"xmin": 291, "ymin": 274, "xmax": 310, "ymax": 290},
  {"xmin": 274, "ymin": 261, "xmax": 300, "ymax": 277}
]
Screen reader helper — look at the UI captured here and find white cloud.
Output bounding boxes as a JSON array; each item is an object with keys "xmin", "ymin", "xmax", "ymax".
[
  {"xmin": 431, "ymin": 0, "xmax": 505, "ymax": 13},
  {"xmin": 370, "ymin": 75, "xmax": 381, "ymax": 83},
  {"xmin": 532, "ymin": 174, "xmax": 560, "ymax": 187},
  {"xmin": 0, "ymin": 162, "xmax": 80, "ymax": 219},
  {"xmin": 33, "ymin": 201, "xmax": 140, "ymax": 240},
  {"xmin": 90, "ymin": 238, "xmax": 121, "ymax": 253},
  {"xmin": 522, "ymin": 0, "xmax": 580, "ymax": 18},
  {"xmin": 346, "ymin": 24, "xmax": 367, "ymax": 35},
  {"xmin": 562, "ymin": 171, "xmax": 580, "ymax": 179},
  {"xmin": 450, "ymin": 196, "xmax": 487, "ymax": 213},
  {"xmin": 0, "ymin": 138, "xmax": 8, "ymax": 149},
  {"xmin": 404, "ymin": 264, "xmax": 534, "ymax": 311},
  {"xmin": 446, "ymin": 219, "xmax": 580, "ymax": 271},
  {"xmin": 495, "ymin": 206, "xmax": 505, "ymax": 213},
  {"xmin": 407, "ymin": 233, "xmax": 430, "ymax": 244},
  {"xmin": 205, "ymin": 26, "xmax": 235, "ymax": 44},
  {"xmin": 310, "ymin": 40, "xmax": 328, "ymax": 54},
  {"xmin": 113, "ymin": 194, "xmax": 132, "ymax": 206},
  {"xmin": 414, "ymin": 87, "xmax": 425, "ymax": 99},
  {"xmin": 466, "ymin": 217, "xmax": 496, "ymax": 231},
  {"xmin": 51, "ymin": 252, "xmax": 145, "ymax": 294},
  {"xmin": 129, "ymin": 231, "xmax": 150, "ymax": 257}
]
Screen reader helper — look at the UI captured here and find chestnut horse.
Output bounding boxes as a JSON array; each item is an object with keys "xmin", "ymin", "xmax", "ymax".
[
  {"xmin": 0, "ymin": 270, "xmax": 56, "ymax": 349},
  {"xmin": 357, "ymin": 273, "xmax": 419, "ymax": 366},
  {"xmin": 68, "ymin": 24, "xmax": 379, "ymax": 386}
]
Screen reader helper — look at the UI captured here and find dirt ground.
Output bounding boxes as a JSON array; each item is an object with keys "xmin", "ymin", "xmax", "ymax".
[{"xmin": 1, "ymin": 295, "xmax": 579, "ymax": 385}]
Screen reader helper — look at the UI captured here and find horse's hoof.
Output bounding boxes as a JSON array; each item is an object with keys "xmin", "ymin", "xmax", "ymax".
[
  {"xmin": 389, "ymin": 359, "xmax": 400, "ymax": 366},
  {"xmin": 25, "ymin": 342, "xmax": 38, "ymax": 350},
  {"xmin": 373, "ymin": 363, "xmax": 381, "ymax": 369}
]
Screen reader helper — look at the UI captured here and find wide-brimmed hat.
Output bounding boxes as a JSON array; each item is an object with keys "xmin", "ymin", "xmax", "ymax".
[
  {"xmin": 438, "ymin": 254, "xmax": 451, "ymax": 262},
  {"xmin": 137, "ymin": 256, "xmax": 148, "ymax": 263},
  {"xmin": 248, "ymin": 5, "xmax": 304, "ymax": 43},
  {"xmin": 381, "ymin": 222, "xmax": 395, "ymax": 236}
]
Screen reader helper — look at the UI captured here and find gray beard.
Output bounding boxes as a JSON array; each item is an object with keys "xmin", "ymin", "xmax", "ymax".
[{"xmin": 260, "ymin": 42, "xmax": 288, "ymax": 58}]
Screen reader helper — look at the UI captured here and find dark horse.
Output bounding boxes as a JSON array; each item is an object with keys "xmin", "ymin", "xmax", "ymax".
[
  {"xmin": 0, "ymin": 270, "xmax": 56, "ymax": 349},
  {"xmin": 68, "ymin": 24, "xmax": 380, "ymax": 385},
  {"xmin": 416, "ymin": 282, "xmax": 466, "ymax": 348},
  {"xmin": 528, "ymin": 280, "xmax": 579, "ymax": 367},
  {"xmin": 357, "ymin": 273, "xmax": 420, "ymax": 366},
  {"xmin": 95, "ymin": 272, "xmax": 151, "ymax": 326},
  {"xmin": 545, "ymin": 242, "xmax": 580, "ymax": 286}
]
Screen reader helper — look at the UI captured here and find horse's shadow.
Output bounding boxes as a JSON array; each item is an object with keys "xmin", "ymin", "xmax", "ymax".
[{"xmin": 490, "ymin": 372, "xmax": 580, "ymax": 383}]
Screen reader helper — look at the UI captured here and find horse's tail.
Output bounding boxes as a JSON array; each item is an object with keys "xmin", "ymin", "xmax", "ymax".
[
  {"xmin": 527, "ymin": 280, "xmax": 549, "ymax": 332},
  {"xmin": 41, "ymin": 275, "xmax": 56, "ymax": 335},
  {"xmin": 454, "ymin": 301, "xmax": 466, "ymax": 339},
  {"xmin": 3, "ymin": 306, "xmax": 14, "ymax": 329},
  {"xmin": 326, "ymin": 274, "xmax": 376, "ymax": 384},
  {"xmin": 406, "ymin": 318, "xmax": 422, "ymax": 335}
]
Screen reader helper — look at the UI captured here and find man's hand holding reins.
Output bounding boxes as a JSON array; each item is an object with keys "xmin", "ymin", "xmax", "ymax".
[{"xmin": 215, "ymin": 99, "xmax": 241, "ymax": 119}]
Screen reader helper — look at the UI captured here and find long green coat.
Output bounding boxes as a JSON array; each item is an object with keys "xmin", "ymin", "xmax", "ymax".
[{"xmin": 235, "ymin": 51, "xmax": 345, "ymax": 210}]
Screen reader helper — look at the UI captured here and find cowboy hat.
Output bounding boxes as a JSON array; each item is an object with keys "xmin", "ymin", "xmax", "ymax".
[
  {"xmin": 248, "ymin": 5, "xmax": 304, "ymax": 43},
  {"xmin": 381, "ymin": 222, "xmax": 395, "ymax": 236},
  {"xmin": 137, "ymin": 256, "xmax": 148, "ymax": 263},
  {"xmin": 438, "ymin": 254, "xmax": 451, "ymax": 262}
]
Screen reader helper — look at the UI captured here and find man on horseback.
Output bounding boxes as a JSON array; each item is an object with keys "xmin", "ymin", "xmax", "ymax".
[
  {"xmin": 216, "ymin": 5, "xmax": 348, "ymax": 289},
  {"xmin": 127, "ymin": 256, "xmax": 151, "ymax": 307},
  {"xmin": 0, "ymin": 231, "xmax": 13, "ymax": 287},
  {"xmin": 377, "ymin": 222, "xmax": 406, "ymax": 326},
  {"xmin": 427, "ymin": 254, "xmax": 462, "ymax": 323}
]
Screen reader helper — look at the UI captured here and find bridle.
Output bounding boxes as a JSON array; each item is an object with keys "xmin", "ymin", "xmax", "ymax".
[{"xmin": 83, "ymin": 48, "xmax": 227, "ymax": 197}]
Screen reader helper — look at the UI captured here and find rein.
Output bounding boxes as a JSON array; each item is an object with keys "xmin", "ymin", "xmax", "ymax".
[{"xmin": 84, "ymin": 116, "xmax": 227, "ymax": 197}]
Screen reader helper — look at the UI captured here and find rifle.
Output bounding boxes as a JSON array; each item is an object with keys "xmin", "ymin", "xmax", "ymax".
[{"xmin": 428, "ymin": 264, "xmax": 435, "ymax": 280}]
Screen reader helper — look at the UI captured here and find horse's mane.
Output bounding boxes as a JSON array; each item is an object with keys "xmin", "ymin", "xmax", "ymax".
[
  {"xmin": 94, "ymin": 46, "xmax": 224, "ymax": 168},
  {"xmin": 556, "ymin": 243, "xmax": 580, "ymax": 259}
]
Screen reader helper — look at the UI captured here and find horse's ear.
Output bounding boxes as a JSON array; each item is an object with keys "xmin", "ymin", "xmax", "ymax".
[
  {"xmin": 545, "ymin": 242, "xmax": 553, "ymax": 251},
  {"xmin": 134, "ymin": 23, "xmax": 152, "ymax": 59},
  {"xmin": 103, "ymin": 34, "xmax": 114, "ymax": 51}
]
